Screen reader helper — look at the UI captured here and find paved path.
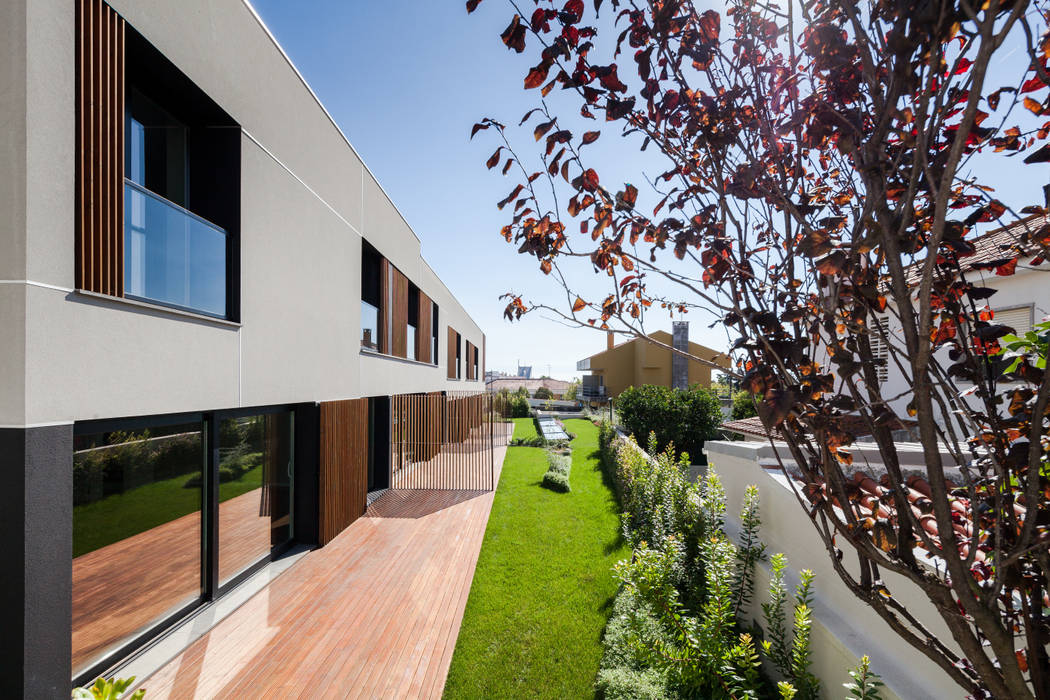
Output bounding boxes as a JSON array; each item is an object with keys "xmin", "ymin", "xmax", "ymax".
[{"xmin": 136, "ymin": 429, "xmax": 511, "ymax": 699}]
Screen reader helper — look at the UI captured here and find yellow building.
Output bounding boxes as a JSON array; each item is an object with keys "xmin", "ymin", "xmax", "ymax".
[{"xmin": 576, "ymin": 323, "xmax": 730, "ymax": 399}]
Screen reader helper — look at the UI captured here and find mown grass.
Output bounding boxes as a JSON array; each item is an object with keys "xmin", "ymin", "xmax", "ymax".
[
  {"xmin": 444, "ymin": 419, "xmax": 627, "ymax": 699},
  {"xmin": 511, "ymin": 416, "xmax": 540, "ymax": 440}
]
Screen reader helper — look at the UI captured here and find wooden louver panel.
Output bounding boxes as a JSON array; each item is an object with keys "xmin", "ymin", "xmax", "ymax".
[
  {"xmin": 391, "ymin": 391, "xmax": 494, "ymax": 491},
  {"xmin": 391, "ymin": 267, "xmax": 409, "ymax": 358},
  {"xmin": 378, "ymin": 259, "xmax": 390, "ymax": 354},
  {"xmin": 465, "ymin": 342, "xmax": 475, "ymax": 380},
  {"xmin": 447, "ymin": 327, "xmax": 458, "ymax": 379},
  {"xmin": 319, "ymin": 398, "xmax": 369, "ymax": 545},
  {"xmin": 76, "ymin": 0, "xmax": 125, "ymax": 297},
  {"xmin": 417, "ymin": 292, "xmax": 432, "ymax": 364}
]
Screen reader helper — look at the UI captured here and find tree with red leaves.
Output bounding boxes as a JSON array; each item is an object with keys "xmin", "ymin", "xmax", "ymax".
[{"xmin": 469, "ymin": 0, "xmax": 1050, "ymax": 697}]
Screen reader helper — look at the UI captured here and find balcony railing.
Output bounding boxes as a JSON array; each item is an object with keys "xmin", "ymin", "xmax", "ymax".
[
  {"xmin": 576, "ymin": 358, "xmax": 591, "ymax": 371},
  {"xmin": 580, "ymin": 385, "xmax": 606, "ymax": 399},
  {"xmin": 124, "ymin": 180, "xmax": 227, "ymax": 317}
]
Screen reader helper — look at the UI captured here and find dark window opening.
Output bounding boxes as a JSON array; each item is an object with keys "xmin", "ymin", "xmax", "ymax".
[
  {"xmin": 407, "ymin": 283, "xmax": 420, "ymax": 361},
  {"xmin": 473, "ymin": 345, "xmax": 479, "ymax": 381},
  {"xmin": 361, "ymin": 242, "xmax": 382, "ymax": 351},
  {"xmin": 123, "ymin": 26, "xmax": 240, "ymax": 320},
  {"xmin": 432, "ymin": 303, "xmax": 440, "ymax": 366},
  {"xmin": 456, "ymin": 332, "xmax": 462, "ymax": 379}
]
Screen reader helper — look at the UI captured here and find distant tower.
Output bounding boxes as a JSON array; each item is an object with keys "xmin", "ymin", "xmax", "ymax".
[{"xmin": 671, "ymin": 321, "xmax": 689, "ymax": 390}]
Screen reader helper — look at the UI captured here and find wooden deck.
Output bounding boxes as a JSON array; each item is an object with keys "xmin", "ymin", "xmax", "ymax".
[
  {"xmin": 135, "ymin": 428, "xmax": 511, "ymax": 699},
  {"xmin": 73, "ymin": 488, "xmax": 273, "ymax": 675}
]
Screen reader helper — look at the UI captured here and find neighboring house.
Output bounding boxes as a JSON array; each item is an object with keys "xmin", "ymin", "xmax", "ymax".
[
  {"xmin": 1, "ymin": 0, "xmax": 489, "ymax": 695},
  {"xmin": 879, "ymin": 215, "xmax": 1050, "ymax": 420},
  {"xmin": 576, "ymin": 322, "xmax": 731, "ymax": 399},
  {"xmin": 486, "ymin": 377, "xmax": 572, "ymax": 398}
]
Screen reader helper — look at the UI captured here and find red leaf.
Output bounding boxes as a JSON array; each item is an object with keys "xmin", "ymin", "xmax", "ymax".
[
  {"xmin": 616, "ymin": 183, "xmax": 638, "ymax": 211},
  {"xmin": 581, "ymin": 168, "xmax": 600, "ymax": 191},
  {"xmin": 1024, "ymin": 96, "xmax": 1046, "ymax": 115},
  {"xmin": 525, "ymin": 62, "xmax": 551, "ymax": 89},
  {"xmin": 1023, "ymin": 143, "xmax": 1050, "ymax": 163},
  {"xmin": 534, "ymin": 118, "xmax": 556, "ymax": 141},
  {"xmin": 470, "ymin": 122, "xmax": 489, "ymax": 139},
  {"xmin": 498, "ymin": 184, "xmax": 524, "ymax": 210},
  {"xmin": 953, "ymin": 57, "xmax": 973, "ymax": 75},
  {"xmin": 500, "ymin": 15, "xmax": 526, "ymax": 53},
  {"xmin": 486, "ymin": 147, "xmax": 503, "ymax": 169},
  {"xmin": 502, "ymin": 158, "xmax": 514, "ymax": 175},
  {"xmin": 996, "ymin": 257, "xmax": 1018, "ymax": 276},
  {"xmin": 572, "ymin": 297, "xmax": 586, "ymax": 312},
  {"xmin": 581, "ymin": 130, "xmax": 601, "ymax": 145},
  {"xmin": 1022, "ymin": 75, "xmax": 1046, "ymax": 93},
  {"xmin": 466, "ymin": 0, "xmax": 482, "ymax": 12}
]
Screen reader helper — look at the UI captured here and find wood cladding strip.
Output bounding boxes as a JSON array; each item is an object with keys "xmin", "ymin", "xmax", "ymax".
[
  {"xmin": 447, "ymin": 327, "xmax": 458, "ymax": 379},
  {"xmin": 391, "ymin": 267, "xmax": 409, "ymax": 358},
  {"xmin": 76, "ymin": 0, "xmax": 124, "ymax": 297},
  {"xmin": 391, "ymin": 391, "xmax": 493, "ymax": 491},
  {"xmin": 418, "ymin": 292, "xmax": 433, "ymax": 364},
  {"xmin": 319, "ymin": 399, "xmax": 369, "ymax": 546},
  {"xmin": 379, "ymin": 259, "xmax": 390, "ymax": 354}
]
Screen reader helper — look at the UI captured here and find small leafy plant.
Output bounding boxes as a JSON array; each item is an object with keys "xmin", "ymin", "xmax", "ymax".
[
  {"xmin": 72, "ymin": 677, "xmax": 145, "ymax": 700},
  {"xmin": 541, "ymin": 450, "xmax": 572, "ymax": 492}
]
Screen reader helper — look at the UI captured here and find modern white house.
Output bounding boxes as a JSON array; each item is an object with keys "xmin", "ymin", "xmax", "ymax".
[{"xmin": 1, "ymin": 0, "xmax": 491, "ymax": 695}]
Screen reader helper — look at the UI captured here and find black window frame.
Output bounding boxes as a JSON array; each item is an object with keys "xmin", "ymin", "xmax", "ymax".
[
  {"xmin": 71, "ymin": 403, "xmax": 297, "ymax": 687},
  {"xmin": 123, "ymin": 24, "xmax": 241, "ymax": 322}
]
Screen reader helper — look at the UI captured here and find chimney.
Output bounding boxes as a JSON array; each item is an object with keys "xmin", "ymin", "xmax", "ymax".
[
  {"xmin": 607, "ymin": 331, "xmax": 615, "ymax": 350},
  {"xmin": 671, "ymin": 321, "xmax": 689, "ymax": 390}
]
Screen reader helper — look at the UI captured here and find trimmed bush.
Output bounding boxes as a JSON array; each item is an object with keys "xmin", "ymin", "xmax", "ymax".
[
  {"xmin": 615, "ymin": 384, "xmax": 722, "ymax": 464},
  {"xmin": 541, "ymin": 451, "xmax": 572, "ymax": 492}
]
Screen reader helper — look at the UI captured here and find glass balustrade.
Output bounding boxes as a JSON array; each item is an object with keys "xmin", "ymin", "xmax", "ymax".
[{"xmin": 124, "ymin": 180, "xmax": 227, "ymax": 317}]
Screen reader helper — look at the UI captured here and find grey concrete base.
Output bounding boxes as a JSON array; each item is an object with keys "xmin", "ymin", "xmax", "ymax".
[{"xmin": 0, "ymin": 424, "xmax": 74, "ymax": 699}]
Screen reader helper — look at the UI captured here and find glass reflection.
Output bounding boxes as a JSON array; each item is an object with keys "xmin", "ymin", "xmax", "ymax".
[
  {"xmin": 218, "ymin": 413, "xmax": 293, "ymax": 586},
  {"xmin": 72, "ymin": 423, "xmax": 203, "ymax": 677}
]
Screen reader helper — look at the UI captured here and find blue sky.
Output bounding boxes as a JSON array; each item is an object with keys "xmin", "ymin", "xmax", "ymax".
[
  {"xmin": 249, "ymin": 0, "xmax": 1049, "ymax": 380},
  {"xmin": 247, "ymin": 0, "xmax": 735, "ymax": 379}
]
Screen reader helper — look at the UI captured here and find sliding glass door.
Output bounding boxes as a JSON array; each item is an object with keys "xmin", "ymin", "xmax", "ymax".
[
  {"xmin": 72, "ymin": 406, "xmax": 295, "ymax": 684},
  {"xmin": 217, "ymin": 412, "xmax": 293, "ymax": 587},
  {"xmin": 72, "ymin": 418, "xmax": 205, "ymax": 679}
]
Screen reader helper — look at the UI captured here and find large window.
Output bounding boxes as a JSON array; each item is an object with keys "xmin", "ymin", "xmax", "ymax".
[
  {"xmin": 72, "ymin": 419, "xmax": 204, "ymax": 679},
  {"xmin": 362, "ymin": 242, "xmax": 383, "ymax": 351},
  {"xmin": 72, "ymin": 406, "xmax": 295, "ymax": 684},
  {"xmin": 122, "ymin": 27, "xmax": 239, "ymax": 319}
]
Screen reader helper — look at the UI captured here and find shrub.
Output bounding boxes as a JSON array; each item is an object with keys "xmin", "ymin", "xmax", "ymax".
[
  {"xmin": 541, "ymin": 450, "xmax": 571, "ymax": 492},
  {"xmin": 534, "ymin": 386, "xmax": 555, "ymax": 400},
  {"xmin": 615, "ymin": 384, "xmax": 722, "ymax": 463},
  {"xmin": 509, "ymin": 394, "xmax": 531, "ymax": 417},
  {"xmin": 594, "ymin": 666, "xmax": 669, "ymax": 700},
  {"xmin": 510, "ymin": 435, "xmax": 547, "ymax": 447},
  {"xmin": 72, "ymin": 677, "xmax": 144, "ymax": 700},
  {"xmin": 730, "ymin": 390, "xmax": 759, "ymax": 420},
  {"xmin": 599, "ymin": 436, "xmax": 856, "ymax": 700}
]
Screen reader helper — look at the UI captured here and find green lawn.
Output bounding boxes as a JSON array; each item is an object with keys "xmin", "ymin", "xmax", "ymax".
[
  {"xmin": 73, "ymin": 463, "xmax": 263, "ymax": 558},
  {"xmin": 444, "ymin": 419, "xmax": 627, "ymax": 699},
  {"xmin": 511, "ymin": 416, "xmax": 539, "ymax": 440}
]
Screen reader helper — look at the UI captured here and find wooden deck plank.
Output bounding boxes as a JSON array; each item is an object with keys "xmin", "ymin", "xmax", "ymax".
[{"xmin": 135, "ymin": 426, "xmax": 511, "ymax": 700}]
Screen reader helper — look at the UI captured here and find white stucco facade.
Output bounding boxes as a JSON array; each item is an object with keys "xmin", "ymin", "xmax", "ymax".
[{"xmin": 0, "ymin": 0, "xmax": 486, "ymax": 427}]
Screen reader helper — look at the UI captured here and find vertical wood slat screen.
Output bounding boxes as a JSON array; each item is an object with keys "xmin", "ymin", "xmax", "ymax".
[
  {"xmin": 391, "ymin": 267, "xmax": 409, "ymax": 358},
  {"xmin": 447, "ymin": 327, "xmax": 458, "ymax": 379},
  {"xmin": 390, "ymin": 391, "xmax": 495, "ymax": 491},
  {"xmin": 76, "ymin": 0, "xmax": 125, "ymax": 297},
  {"xmin": 319, "ymin": 398, "xmax": 369, "ymax": 545},
  {"xmin": 378, "ymin": 259, "xmax": 390, "ymax": 354},
  {"xmin": 417, "ymin": 292, "xmax": 432, "ymax": 364},
  {"xmin": 465, "ymin": 342, "xmax": 475, "ymax": 380}
]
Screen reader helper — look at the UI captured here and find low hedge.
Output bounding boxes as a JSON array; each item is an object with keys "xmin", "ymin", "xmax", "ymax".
[{"xmin": 541, "ymin": 451, "xmax": 572, "ymax": 493}]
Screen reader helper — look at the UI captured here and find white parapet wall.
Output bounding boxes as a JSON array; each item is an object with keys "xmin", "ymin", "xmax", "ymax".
[{"xmin": 706, "ymin": 440, "xmax": 965, "ymax": 700}]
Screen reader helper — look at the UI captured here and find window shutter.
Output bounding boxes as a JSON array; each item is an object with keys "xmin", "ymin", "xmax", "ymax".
[{"xmin": 995, "ymin": 306, "xmax": 1033, "ymax": 336}]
